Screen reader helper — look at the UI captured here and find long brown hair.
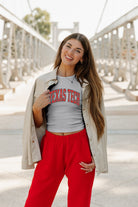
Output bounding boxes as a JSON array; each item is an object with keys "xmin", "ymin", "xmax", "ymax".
[{"xmin": 54, "ymin": 33, "xmax": 105, "ymax": 141}]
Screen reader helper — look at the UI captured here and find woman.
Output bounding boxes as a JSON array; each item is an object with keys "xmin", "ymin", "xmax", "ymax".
[{"xmin": 22, "ymin": 33, "xmax": 108, "ymax": 207}]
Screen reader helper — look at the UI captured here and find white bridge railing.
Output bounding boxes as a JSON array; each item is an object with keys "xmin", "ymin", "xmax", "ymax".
[
  {"xmin": 0, "ymin": 5, "xmax": 56, "ymax": 89},
  {"xmin": 0, "ymin": 5, "xmax": 138, "ymax": 100},
  {"xmin": 90, "ymin": 6, "xmax": 138, "ymax": 100}
]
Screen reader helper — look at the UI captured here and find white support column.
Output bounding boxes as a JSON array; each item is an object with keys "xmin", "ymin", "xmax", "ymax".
[
  {"xmin": 17, "ymin": 29, "xmax": 25, "ymax": 80},
  {"xmin": 103, "ymin": 32, "xmax": 114, "ymax": 77},
  {"xmin": 28, "ymin": 34, "xmax": 33, "ymax": 74},
  {"xmin": 102, "ymin": 34, "xmax": 109, "ymax": 76},
  {"xmin": 10, "ymin": 24, "xmax": 24, "ymax": 81},
  {"xmin": 51, "ymin": 22, "xmax": 58, "ymax": 49},
  {"xmin": 31, "ymin": 36, "xmax": 37, "ymax": 72},
  {"xmin": 37, "ymin": 40, "xmax": 41, "ymax": 69},
  {"xmin": 97, "ymin": 37, "xmax": 103, "ymax": 72},
  {"xmin": 73, "ymin": 22, "xmax": 79, "ymax": 33},
  {"xmin": 34, "ymin": 37, "xmax": 39, "ymax": 70},
  {"xmin": 112, "ymin": 29, "xmax": 121, "ymax": 81},
  {"xmin": 118, "ymin": 24, "xmax": 128, "ymax": 81},
  {"xmin": 23, "ymin": 33, "xmax": 31, "ymax": 76},
  {"xmin": 0, "ymin": 20, "xmax": 13, "ymax": 88},
  {"xmin": 108, "ymin": 32, "xmax": 114, "ymax": 76},
  {"xmin": 94, "ymin": 39, "xmax": 100, "ymax": 72},
  {"xmin": 126, "ymin": 22, "xmax": 138, "ymax": 90}
]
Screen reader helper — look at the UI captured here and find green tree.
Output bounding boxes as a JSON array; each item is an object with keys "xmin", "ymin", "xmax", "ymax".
[{"xmin": 23, "ymin": 7, "xmax": 51, "ymax": 40}]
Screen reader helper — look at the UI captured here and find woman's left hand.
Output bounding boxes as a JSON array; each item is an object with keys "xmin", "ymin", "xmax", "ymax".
[{"xmin": 79, "ymin": 157, "xmax": 96, "ymax": 174}]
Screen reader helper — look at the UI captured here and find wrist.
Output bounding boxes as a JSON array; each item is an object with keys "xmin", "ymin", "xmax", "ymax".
[{"xmin": 32, "ymin": 104, "xmax": 42, "ymax": 113}]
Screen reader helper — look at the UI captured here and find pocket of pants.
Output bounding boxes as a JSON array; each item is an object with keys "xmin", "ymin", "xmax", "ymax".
[{"xmin": 80, "ymin": 134, "xmax": 92, "ymax": 163}]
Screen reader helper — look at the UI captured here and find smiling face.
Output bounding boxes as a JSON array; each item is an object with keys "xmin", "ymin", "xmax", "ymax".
[{"xmin": 60, "ymin": 38, "xmax": 84, "ymax": 68}]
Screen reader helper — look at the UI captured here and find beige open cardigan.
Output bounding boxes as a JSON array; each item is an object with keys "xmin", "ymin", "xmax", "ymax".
[{"xmin": 22, "ymin": 68, "xmax": 108, "ymax": 175}]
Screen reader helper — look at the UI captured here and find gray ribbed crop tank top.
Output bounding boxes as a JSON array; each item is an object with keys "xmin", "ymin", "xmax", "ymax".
[{"xmin": 46, "ymin": 74, "xmax": 85, "ymax": 132}]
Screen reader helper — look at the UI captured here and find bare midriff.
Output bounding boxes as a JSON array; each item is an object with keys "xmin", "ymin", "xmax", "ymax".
[{"xmin": 49, "ymin": 129, "xmax": 83, "ymax": 136}]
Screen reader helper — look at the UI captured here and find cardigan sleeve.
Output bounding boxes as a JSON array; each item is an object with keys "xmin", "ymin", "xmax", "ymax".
[
  {"xmin": 22, "ymin": 82, "xmax": 36, "ymax": 169},
  {"xmin": 22, "ymin": 78, "xmax": 47, "ymax": 170}
]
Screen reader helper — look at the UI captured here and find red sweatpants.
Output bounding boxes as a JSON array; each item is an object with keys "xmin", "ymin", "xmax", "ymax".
[{"xmin": 24, "ymin": 128, "xmax": 95, "ymax": 207}]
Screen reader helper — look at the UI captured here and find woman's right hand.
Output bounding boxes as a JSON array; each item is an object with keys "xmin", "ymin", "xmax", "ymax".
[{"xmin": 33, "ymin": 90, "xmax": 51, "ymax": 111}]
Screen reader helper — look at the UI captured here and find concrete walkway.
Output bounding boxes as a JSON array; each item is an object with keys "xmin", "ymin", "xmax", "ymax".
[{"xmin": 0, "ymin": 65, "xmax": 138, "ymax": 207}]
